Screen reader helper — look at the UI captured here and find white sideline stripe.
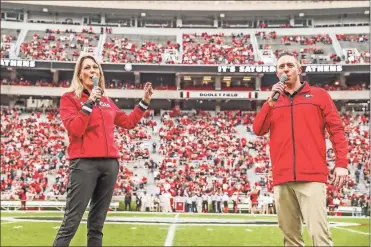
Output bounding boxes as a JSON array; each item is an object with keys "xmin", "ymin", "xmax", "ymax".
[
  {"xmin": 333, "ymin": 226, "xmax": 370, "ymax": 235},
  {"xmin": 1, "ymin": 211, "xmax": 369, "ymax": 219},
  {"xmin": 1, "ymin": 221, "xmax": 17, "ymax": 225},
  {"xmin": 0, "ymin": 218, "xmax": 364, "ymax": 228},
  {"xmin": 164, "ymin": 214, "xmax": 179, "ymax": 246}
]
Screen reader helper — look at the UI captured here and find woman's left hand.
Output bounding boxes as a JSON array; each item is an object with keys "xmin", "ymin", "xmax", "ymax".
[{"xmin": 143, "ymin": 82, "xmax": 153, "ymax": 104}]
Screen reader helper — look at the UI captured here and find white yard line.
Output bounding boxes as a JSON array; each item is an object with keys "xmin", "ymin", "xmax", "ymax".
[
  {"xmin": 164, "ymin": 213, "xmax": 179, "ymax": 246},
  {"xmin": 332, "ymin": 226, "xmax": 370, "ymax": 235},
  {"xmin": 1, "ymin": 221, "xmax": 17, "ymax": 225},
  {"xmin": 1, "ymin": 211, "xmax": 369, "ymax": 219}
]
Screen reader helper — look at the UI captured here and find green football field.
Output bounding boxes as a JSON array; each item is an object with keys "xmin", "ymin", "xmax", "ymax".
[{"xmin": 1, "ymin": 211, "xmax": 369, "ymax": 246}]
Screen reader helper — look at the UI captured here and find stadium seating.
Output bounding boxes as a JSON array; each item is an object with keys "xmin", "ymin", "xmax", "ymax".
[
  {"xmin": 0, "ymin": 18, "xmax": 369, "ymax": 214},
  {"xmin": 0, "ymin": 107, "xmax": 153, "ymax": 199},
  {"xmin": 0, "ymin": 24, "xmax": 369, "ymax": 65},
  {"xmin": 151, "ymin": 110, "xmax": 369, "ymax": 212},
  {"xmin": 0, "ymin": 105, "xmax": 369, "ymax": 214},
  {"xmin": 102, "ymin": 34, "xmax": 179, "ymax": 64},
  {"xmin": 336, "ymin": 33, "xmax": 370, "ymax": 63},
  {"xmin": 257, "ymin": 32, "xmax": 342, "ymax": 64},
  {"xmin": 1, "ymin": 28, "xmax": 20, "ymax": 58},
  {"xmin": 182, "ymin": 32, "xmax": 260, "ymax": 65},
  {"xmin": 19, "ymin": 28, "xmax": 100, "ymax": 61}
]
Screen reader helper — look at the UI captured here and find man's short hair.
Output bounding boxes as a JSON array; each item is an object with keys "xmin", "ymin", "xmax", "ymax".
[
  {"xmin": 276, "ymin": 52, "xmax": 301, "ymax": 68},
  {"xmin": 276, "ymin": 52, "xmax": 298, "ymax": 61}
]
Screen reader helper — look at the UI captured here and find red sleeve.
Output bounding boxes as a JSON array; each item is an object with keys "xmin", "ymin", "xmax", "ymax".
[
  {"xmin": 321, "ymin": 90, "xmax": 348, "ymax": 169},
  {"xmin": 109, "ymin": 98, "xmax": 145, "ymax": 129},
  {"xmin": 60, "ymin": 93, "xmax": 90, "ymax": 137},
  {"xmin": 252, "ymin": 101, "xmax": 272, "ymax": 136}
]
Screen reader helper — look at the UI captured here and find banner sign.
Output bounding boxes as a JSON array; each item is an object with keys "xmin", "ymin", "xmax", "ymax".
[
  {"xmin": 217, "ymin": 64, "xmax": 343, "ymax": 73},
  {"xmin": 1, "ymin": 59, "xmax": 365, "ymax": 74},
  {"xmin": 1, "ymin": 59, "xmax": 36, "ymax": 68},
  {"xmin": 180, "ymin": 91, "xmax": 258, "ymax": 99}
]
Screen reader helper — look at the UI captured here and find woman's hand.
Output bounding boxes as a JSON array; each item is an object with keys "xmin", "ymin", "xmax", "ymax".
[{"xmin": 142, "ymin": 82, "xmax": 153, "ymax": 104}]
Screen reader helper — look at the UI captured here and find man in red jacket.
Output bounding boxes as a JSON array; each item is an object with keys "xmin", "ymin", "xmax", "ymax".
[{"xmin": 253, "ymin": 52, "xmax": 348, "ymax": 247}]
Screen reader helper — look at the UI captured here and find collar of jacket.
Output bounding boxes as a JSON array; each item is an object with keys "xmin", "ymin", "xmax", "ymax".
[
  {"xmin": 284, "ymin": 81, "xmax": 310, "ymax": 97},
  {"xmin": 82, "ymin": 88, "xmax": 90, "ymax": 96}
]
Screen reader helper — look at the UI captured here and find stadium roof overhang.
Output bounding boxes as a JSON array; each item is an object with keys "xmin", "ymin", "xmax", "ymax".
[{"xmin": 1, "ymin": 1, "xmax": 369, "ymax": 19}]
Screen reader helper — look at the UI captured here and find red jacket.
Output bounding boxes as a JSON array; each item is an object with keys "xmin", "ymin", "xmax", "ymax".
[
  {"xmin": 253, "ymin": 82, "xmax": 348, "ymax": 186},
  {"xmin": 60, "ymin": 90, "xmax": 146, "ymax": 160}
]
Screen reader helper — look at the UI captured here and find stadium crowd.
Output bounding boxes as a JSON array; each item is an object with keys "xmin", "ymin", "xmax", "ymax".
[
  {"xmin": 0, "ymin": 106, "xmax": 369, "ymax": 215},
  {"xmin": 0, "ymin": 107, "xmax": 153, "ymax": 204},
  {"xmin": 19, "ymin": 28, "xmax": 99, "ymax": 61},
  {"xmin": 130, "ymin": 110, "xmax": 368, "ymax": 215},
  {"xmin": 182, "ymin": 32, "xmax": 261, "ymax": 65},
  {"xmin": 0, "ymin": 28, "xmax": 369, "ymax": 214},
  {"xmin": 2, "ymin": 28, "xmax": 369, "ymax": 65},
  {"xmin": 102, "ymin": 36, "xmax": 180, "ymax": 64}
]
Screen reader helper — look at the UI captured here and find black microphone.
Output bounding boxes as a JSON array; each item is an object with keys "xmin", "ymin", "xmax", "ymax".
[
  {"xmin": 92, "ymin": 75, "xmax": 100, "ymax": 103},
  {"xmin": 272, "ymin": 74, "xmax": 288, "ymax": 102}
]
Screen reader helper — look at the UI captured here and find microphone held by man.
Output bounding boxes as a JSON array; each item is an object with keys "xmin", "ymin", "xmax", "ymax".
[
  {"xmin": 267, "ymin": 74, "xmax": 288, "ymax": 107},
  {"xmin": 272, "ymin": 74, "xmax": 288, "ymax": 102}
]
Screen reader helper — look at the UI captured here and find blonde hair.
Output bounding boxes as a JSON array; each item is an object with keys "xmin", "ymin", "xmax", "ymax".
[{"xmin": 68, "ymin": 54, "xmax": 106, "ymax": 99}]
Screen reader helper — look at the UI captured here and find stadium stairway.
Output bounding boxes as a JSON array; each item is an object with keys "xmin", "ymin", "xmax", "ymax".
[
  {"xmin": 45, "ymin": 174, "xmax": 56, "ymax": 194},
  {"xmin": 13, "ymin": 28, "xmax": 28, "ymax": 58},
  {"xmin": 142, "ymin": 117, "xmax": 163, "ymax": 195},
  {"xmin": 235, "ymin": 124, "xmax": 266, "ymax": 185},
  {"xmin": 329, "ymin": 33, "xmax": 346, "ymax": 58}
]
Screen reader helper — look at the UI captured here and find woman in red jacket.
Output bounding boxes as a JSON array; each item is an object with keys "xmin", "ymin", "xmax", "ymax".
[
  {"xmin": 253, "ymin": 52, "xmax": 348, "ymax": 247},
  {"xmin": 53, "ymin": 55, "xmax": 153, "ymax": 247}
]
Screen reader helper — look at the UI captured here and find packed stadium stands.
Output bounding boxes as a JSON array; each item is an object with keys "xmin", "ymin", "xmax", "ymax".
[
  {"xmin": 0, "ymin": 106, "xmax": 369, "ymax": 215},
  {"xmin": 182, "ymin": 32, "xmax": 258, "ymax": 65},
  {"xmin": 0, "ymin": 1, "xmax": 369, "ymax": 217},
  {"xmin": 2, "ymin": 28, "xmax": 369, "ymax": 65},
  {"xmin": 19, "ymin": 28, "xmax": 100, "ymax": 61}
]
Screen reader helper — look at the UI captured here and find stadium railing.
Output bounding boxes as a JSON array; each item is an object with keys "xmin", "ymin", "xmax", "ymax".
[
  {"xmin": 0, "ymin": 200, "xmax": 120, "ymax": 211},
  {"xmin": 336, "ymin": 206, "xmax": 363, "ymax": 216}
]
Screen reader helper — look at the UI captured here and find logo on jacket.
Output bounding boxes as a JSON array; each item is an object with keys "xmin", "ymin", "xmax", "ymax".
[
  {"xmin": 303, "ymin": 94, "xmax": 313, "ymax": 98},
  {"xmin": 80, "ymin": 101, "xmax": 111, "ymax": 108}
]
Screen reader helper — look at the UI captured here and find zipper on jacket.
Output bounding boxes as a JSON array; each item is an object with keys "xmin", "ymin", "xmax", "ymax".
[
  {"xmin": 98, "ymin": 104, "xmax": 109, "ymax": 156},
  {"xmin": 290, "ymin": 96, "xmax": 297, "ymax": 181}
]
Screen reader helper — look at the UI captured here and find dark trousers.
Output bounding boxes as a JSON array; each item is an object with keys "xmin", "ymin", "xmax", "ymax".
[
  {"xmin": 233, "ymin": 200, "xmax": 237, "ymax": 213},
  {"xmin": 212, "ymin": 201, "xmax": 216, "ymax": 213},
  {"xmin": 185, "ymin": 203, "xmax": 191, "ymax": 212},
  {"xmin": 202, "ymin": 200, "xmax": 208, "ymax": 213},
  {"xmin": 217, "ymin": 201, "xmax": 222, "ymax": 213},
  {"xmin": 192, "ymin": 202, "xmax": 197, "ymax": 213},
  {"xmin": 124, "ymin": 201, "xmax": 131, "ymax": 211},
  {"xmin": 53, "ymin": 158, "xmax": 119, "ymax": 247}
]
